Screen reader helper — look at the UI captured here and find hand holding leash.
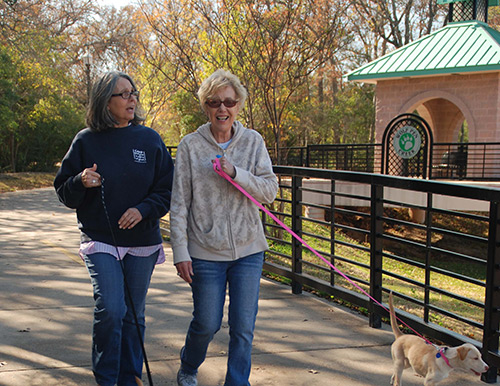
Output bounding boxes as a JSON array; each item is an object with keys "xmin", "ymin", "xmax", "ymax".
[
  {"xmin": 81, "ymin": 163, "xmax": 101, "ymax": 188},
  {"xmin": 213, "ymin": 155, "xmax": 236, "ymax": 178}
]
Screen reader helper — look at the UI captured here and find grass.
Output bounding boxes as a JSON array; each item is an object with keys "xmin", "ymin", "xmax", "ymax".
[
  {"xmin": 265, "ymin": 196, "xmax": 489, "ymax": 342},
  {"xmin": 0, "ymin": 172, "xmax": 55, "ymax": 193}
]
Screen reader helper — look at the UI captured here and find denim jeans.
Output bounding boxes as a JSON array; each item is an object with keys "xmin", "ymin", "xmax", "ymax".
[
  {"xmin": 83, "ymin": 251, "xmax": 158, "ymax": 386},
  {"xmin": 180, "ymin": 251, "xmax": 264, "ymax": 386}
]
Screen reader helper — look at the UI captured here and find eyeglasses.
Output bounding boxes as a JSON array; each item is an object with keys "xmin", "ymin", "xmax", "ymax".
[
  {"xmin": 111, "ymin": 90, "xmax": 140, "ymax": 100},
  {"xmin": 205, "ymin": 99, "xmax": 238, "ymax": 108}
]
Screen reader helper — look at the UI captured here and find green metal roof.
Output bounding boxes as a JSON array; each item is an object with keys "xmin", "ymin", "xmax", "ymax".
[{"xmin": 345, "ymin": 21, "xmax": 500, "ymax": 84}]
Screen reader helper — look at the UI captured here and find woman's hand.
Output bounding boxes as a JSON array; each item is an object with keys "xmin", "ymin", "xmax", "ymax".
[
  {"xmin": 118, "ymin": 207, "xmax": 143, "ymax": 229},
  {"xmin": 175, "ymin": 261, "xmax": 194, "ymax": 283},
  {"xmin": 81, "ymin": 163, "xmax": 101, "ymax": 188},
  {"xmin": 216, "ymin": 156, "xmax": 236, "ymax": 178}
]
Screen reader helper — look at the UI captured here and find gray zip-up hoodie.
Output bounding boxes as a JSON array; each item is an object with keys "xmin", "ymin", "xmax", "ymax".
[{"xmin": 170, "ymin": 121, "xmax": 278, "ymax": 264}]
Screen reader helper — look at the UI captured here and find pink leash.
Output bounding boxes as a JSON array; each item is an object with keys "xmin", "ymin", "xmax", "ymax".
[
  {"xmin": 212, "ymin": 158, "xmax": 451, "ymax": 365},
  {"xmin": 212, "ymin": 158, "xmax": 388, "ymax": 311}
]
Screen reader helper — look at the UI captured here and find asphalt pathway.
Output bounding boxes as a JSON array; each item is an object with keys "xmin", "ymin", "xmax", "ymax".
[{"xmin": 0, "ymin": 188, "xmax": 491, "ymax": 385}]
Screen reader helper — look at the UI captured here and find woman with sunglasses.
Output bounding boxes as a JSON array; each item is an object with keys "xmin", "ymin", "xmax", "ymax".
[
  {"xmin": 54, "ymin": 71, "xmax": 174, "ymax": 385},
  {"xmin": 171, "ymin": 69, "xmax": 278, "ymax": 386}
]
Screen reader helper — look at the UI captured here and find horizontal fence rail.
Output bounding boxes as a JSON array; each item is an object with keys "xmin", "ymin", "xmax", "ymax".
[
  {"xmin": 167, "ymin": 142, "xmax": 500, "ymax": 180},
  {"xmin": 263, "ymin": 166, "xmax": 500, "ymax": 383},
  {"xmin": 266, "ymin": 142, "xmax": 500, "ymax": 181}
]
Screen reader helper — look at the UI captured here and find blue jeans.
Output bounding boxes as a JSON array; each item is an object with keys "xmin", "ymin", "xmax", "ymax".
[
  {"xmin": 180, "ymin": 251, "xmax": 264, "ymax": 386},
  {"xmin": 83, "ymin": 251, "xmax": 158, "ymax": 386}
]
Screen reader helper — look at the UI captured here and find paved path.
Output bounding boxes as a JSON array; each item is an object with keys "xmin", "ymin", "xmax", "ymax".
[{"xmin": 0, "ymin": 188, "xmax": 491, "ymax": 385}]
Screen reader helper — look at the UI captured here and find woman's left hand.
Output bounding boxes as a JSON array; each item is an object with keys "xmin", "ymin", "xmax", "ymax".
[{"xmin": 118, "ymin": 207, "xmax": 143, "ymax": 229}]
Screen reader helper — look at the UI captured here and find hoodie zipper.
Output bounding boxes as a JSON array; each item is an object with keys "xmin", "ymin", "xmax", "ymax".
[
  {"xmin": 223, "ymin": 149, "xmax": 237, "ymax": 260},
  {"xmin": 217, "ymin": 148, "xmax": 237, "ymax": 259}
]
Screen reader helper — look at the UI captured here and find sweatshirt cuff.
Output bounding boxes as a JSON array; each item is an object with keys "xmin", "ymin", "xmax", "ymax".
[
  {"xmin": 233, "ymin": 167, "xmax": 249, "ymax": 186},
  {"xmin": 172, "ymin": 244, "xmax": 192, "ymax": 265},
  {"xmin": 73, "ymin": 173, "xmax": 86, "ymax": 191},
  {"xmin": 135, "ymin": 202, "xmax": 150, "ymax": 219}
]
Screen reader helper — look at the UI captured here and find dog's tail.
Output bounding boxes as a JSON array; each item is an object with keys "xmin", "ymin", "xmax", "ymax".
[{"xmin": 389, "ymin": 291, "xmax": 403, "ymax": 339}]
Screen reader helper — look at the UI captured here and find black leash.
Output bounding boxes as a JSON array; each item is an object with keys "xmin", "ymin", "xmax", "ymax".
[{"xmin": 100, "ymin": 177, "xmax": 154, "ymax": 386}]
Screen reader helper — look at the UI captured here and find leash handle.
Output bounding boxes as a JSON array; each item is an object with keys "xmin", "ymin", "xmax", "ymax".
[{"xmin": 212, "ymin": 158, "xmax": 435, "ymax": 347}]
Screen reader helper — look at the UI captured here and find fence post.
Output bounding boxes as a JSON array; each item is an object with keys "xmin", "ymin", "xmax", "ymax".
[
  {"xmin": 369, "ymin": 184, "xmax": 384, "ymax": 328},
  {"xmin": 482, "ymin": 201, "xmax": 500, "ymax": 383},
  {"xmin": 330, "ymin": 179, "xmax": 336, "ymax": 286},
  {"xmin": 291, "ymin": 175, "xmax": 303, "ymax": 294}
]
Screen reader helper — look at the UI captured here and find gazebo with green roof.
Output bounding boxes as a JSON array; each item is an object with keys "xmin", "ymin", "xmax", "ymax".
[{"xmin": 345, "ymin": 0, "xmax": 500, "ymax": 179}]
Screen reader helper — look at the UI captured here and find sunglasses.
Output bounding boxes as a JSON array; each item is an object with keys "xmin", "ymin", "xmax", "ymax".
[{"xmin": 205, "ymin": 99, "xmax": 238, "ymax": 108}]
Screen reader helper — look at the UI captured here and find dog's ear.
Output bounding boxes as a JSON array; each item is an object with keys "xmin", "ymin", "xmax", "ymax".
[{"xmin": 457, "ymin": 346, "xmax": 470, "ymax": 361}]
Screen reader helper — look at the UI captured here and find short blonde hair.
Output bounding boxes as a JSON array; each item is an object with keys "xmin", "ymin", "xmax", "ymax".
[{"xmin": 198, "ymin": 69, "xmax": 248, "ymax": 113}]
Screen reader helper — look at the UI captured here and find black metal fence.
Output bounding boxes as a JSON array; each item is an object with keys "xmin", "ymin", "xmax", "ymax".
[
  {"xmin": 163, "ymin": 142, "xmax": 500, "ymax": 382},
  {"xmin": 166, "ymin": 146, "xmax": 178, "ymax": 159},
  {"xmin": 268, "ymin": 142, "xmax": 500, "ymax": 181},
  {"xmin": 263, "ymin": 166, "xmax": 500, "ymax": 383}
]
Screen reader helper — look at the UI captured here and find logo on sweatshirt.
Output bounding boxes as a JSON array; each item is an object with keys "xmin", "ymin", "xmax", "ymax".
[{"xmin": 132, "ymin": 149, "xmax": 147, "ymax": 163}]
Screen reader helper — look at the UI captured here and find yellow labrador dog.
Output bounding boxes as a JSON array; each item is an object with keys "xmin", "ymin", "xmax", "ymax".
[{"xmin": 389, "ymin": 292, "xmax": 489, "ymax": 385}]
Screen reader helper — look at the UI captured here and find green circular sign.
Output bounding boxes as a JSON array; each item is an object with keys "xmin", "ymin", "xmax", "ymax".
[{"xmin": 393, "ymin": 125, "xmax": 421, "ymax": 159}]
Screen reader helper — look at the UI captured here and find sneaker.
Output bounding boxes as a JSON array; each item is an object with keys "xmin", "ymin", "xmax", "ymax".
[{"xmin": 177, "ymin": 368, "xmax": 198, "ymax": 386}]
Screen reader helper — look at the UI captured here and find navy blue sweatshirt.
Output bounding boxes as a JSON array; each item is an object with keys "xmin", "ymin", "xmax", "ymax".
[{"xmin": 54, "ymin": 124, "xmax": 174, "ymax": 247}]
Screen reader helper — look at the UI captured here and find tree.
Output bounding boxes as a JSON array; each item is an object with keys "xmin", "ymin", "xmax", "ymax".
[
  {"xmin": 138, "ymin": 0, "xmax": 351, "ymax": 162},
  {"xmin": 349, "ymin": 0, "xmax": 446, "ymax": 53},
  {"xmin": 488, "ymin": 5, "xmax": 500, "ymax": 30},
  {"xmin": 0, "ymin": 0, "xmax": 458, "ymax": 172},
  {"xmin": 289, "ymin": 81, "xmax": 374, "ymax": 146},
  {"xmin": 0, "ymin": 46, "xmax": 19, "ymax": 170},
  {"xmin": 0, "ymin": 0, "xmax": 91, "ymax": 171},
  {"xmin": 131, "ymin": 0, "xmax": 208, "ymax": 138}
]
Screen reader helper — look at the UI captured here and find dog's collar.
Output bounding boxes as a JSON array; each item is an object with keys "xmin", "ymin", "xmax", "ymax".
[{"xmin": 436, "ymin": 347, "xmax": 453, "ymax": 368}]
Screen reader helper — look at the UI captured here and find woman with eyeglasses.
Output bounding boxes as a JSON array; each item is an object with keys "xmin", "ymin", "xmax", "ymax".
[
  {"xmin": 54, "ymin": 71, "xmax": 174, "ymax": 386},
  {"xmin": 170, "ymin": 69, "xmax": 278, "ymax": 386}
]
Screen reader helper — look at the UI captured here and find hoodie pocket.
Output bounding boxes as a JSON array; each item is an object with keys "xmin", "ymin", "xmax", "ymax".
[{"xmin": 189, "ymin": 212, "xmax": 232, "ymax": 251}]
